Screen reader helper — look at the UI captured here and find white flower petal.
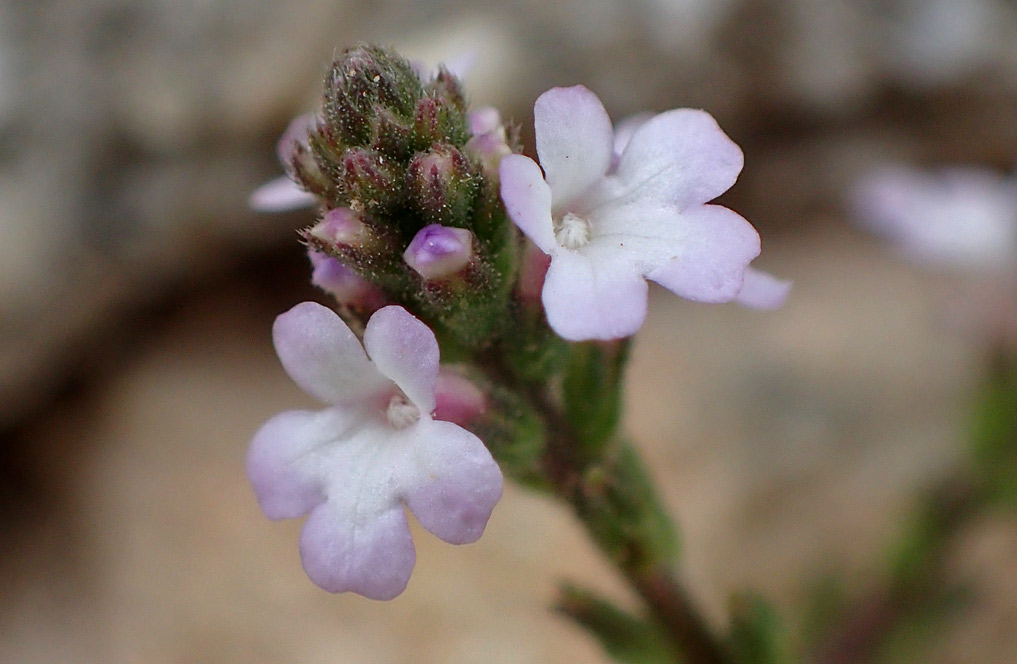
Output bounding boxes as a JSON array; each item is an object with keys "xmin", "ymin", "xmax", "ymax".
[
  {"xmin": 646, "ymin": 204, "xmax": 761, "ymax": 302},
  {"xmin": 735, "ymin": 267, "xmax": 792, "ymax": 310},
  {"xmin": 363, "ymin": 306, "xmax": 439, "ymax": 415},
  {"xmin": 500, "ymin": 154, "xmax": 558, "ymax": 254},
  {"xmin": 542, "ymin": 249, "xmax": 649, "ymax": 340},
  {"xmin": 273, "ymin": 302, "xmax": 388, "ymax": 406},
  {"xmin": 611, "ymin": 112, "xmax": 653, "ymax": 168},
  {"xmin": 249, "ymin": 176, "xmax": 317, "ymax": 212},
  {"xmin": 398, "ymin": 419, "xmax": 503, "ymax": 544},
  {"xmin": 534, "ymin": 86, "xmax": 614, "ymax": 205},
  {"xmin": 299, "ymin": 499, "xmax": 415, "ymax": 599},
  {"xmin": 614, "ymin": 109, "xmax": 743, "ymax": 210},
  {"xmin": 246, "ymin": 408, "xmax": 363, "ymax": 520}
]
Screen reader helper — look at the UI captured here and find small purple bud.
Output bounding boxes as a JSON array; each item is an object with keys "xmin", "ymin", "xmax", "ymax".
[
  {"xmin": 308, "ymin": 251, "xmax": 385, "ymax": 310},
  {"xmin": 403, "ymin": 224, "xmax": 474, "ymax": 280},
  {"xmin": 407, "ymin": 145, "xmax": 475, "ymax": 225},
  {"xmin": 464, "ymin": 107, "xmax": 512, "ymax": 177},
  {"xmin": 308, "ymin": 208, "xmax": 371, "ymax": 246}
]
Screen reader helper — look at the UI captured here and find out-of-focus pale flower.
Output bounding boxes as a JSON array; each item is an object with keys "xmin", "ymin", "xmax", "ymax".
[
  {"xmin": 246, "ymin": 303, "xmax": 503, "ymax": 599},
  {"xmin": 851, "ymin": 165, "xmax": 1017, "ymax": 271},
  {"xmin": 249, "ymin": 113, "xmax": 319, "ymax": 212},
  {"xmin": 500, "ymin": 85, "xmax": 774, "ymax": 340}
]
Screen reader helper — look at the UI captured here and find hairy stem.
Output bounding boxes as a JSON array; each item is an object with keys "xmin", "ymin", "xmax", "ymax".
[{"xmin": 483, "ymin": 349, "xmax": 729, "ymax": 663}]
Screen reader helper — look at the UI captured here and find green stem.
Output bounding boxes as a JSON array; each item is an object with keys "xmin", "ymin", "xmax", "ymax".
[
  {"xmin": 483, "ymin": 350, "xmax": 729, "ymax": 664},
  {"xmin": 630, "ymin": 566, "xmax": 729, "ymax": 664}
]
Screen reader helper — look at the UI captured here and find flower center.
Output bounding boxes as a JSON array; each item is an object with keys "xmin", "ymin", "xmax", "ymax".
[
  {"xmin": 555, "ymin": 212, "xmax": 592, "ymax": 250},
  {"xmin": 385, "ymin": 393, "xmax": 420, "ymax": 430}
]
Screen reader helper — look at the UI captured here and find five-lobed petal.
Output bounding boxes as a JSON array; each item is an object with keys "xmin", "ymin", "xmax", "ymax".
[
  {"xmin": 500, "ymin": 85, "xmax": 782, "ymax": 341},
  {"xmin": 247, "ymin": 302, "xmax": 502, "ymax": 599}
]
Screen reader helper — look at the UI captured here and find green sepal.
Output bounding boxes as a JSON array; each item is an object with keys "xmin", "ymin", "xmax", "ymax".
[
  {"xmin": 322, "ymin": 44, "xmax": 422, "ymax": 147},
  {"xmin": 412, "ymin": 93, "xmax": 470, "ymax": 152},
  {"xmin": 727, "ymin": 592, "xmax": 795, "ymax": 664},
  {"xmin": 577, "ymin": 442, "xmax": 680, "ymax": 573},
  {"xmin": 563, "ymin": 340, "xmax": 629, "ymax": 454},
  {"xmin": 556, "ymin": 584, "xmax": 673, "ymax": 664},
  {"xmin": 466, "ymin": 375, "xmax": 548, "ymax": 489},
  {"xmin": 969, "ymin": 349, "xmax": 1017, "ymax": 506},
  {"xmin": 406, "ymin": 144, "xmax": 479, "ymax": 227}
]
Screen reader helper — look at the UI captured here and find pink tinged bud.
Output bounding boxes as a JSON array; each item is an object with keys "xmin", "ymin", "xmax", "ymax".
[
  {"xmin": 468, "ymin": 107, "xmax": 502, "ymax": 136},
  {"xmin": 339, "ymin": 149, "xmax": 399, "ymax": 208},
  {"xmin": 404, "ymin": 224, "xmax": 474, "ymax": 280},
  {"xmin": 407, "ymin": 146, "xmax": 475, "ymax": 225},
  {"xmin": 277, "ymin": 113, "xmax": 316, "ymax": 166},
  {"xmin": 517, "ymin": 239, "xmax": 552, "ymax": 302},
  {"xmin": 465, "ymin": 131, "xmax": 512, "ymax": 176},
  {"xmin": 308, "ymin": 208, "xmax": 370, "ymax": 246},
  {"xmin": 308, "ymin": 251, "xmax": 385, "ymax": 310},
  {"xmin": 413, "ymin": 95, "xmax": 468, "ymax": 146},
  {"xmin": 433, "ymin": 372, "xmax": 487, "ymax": 427}
]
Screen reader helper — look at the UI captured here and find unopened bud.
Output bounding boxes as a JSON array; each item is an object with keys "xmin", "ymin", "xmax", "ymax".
[
  {"xmin": 308, "ymin": 207, "xmax": 371, "ymax": 246},
  {"xmin": 407, "ymin": 145, "xmax": 476, "ymax": 225},
  {"xmin": 274, "ymin": 113, "xmax": 330, "ymax": 198},
  {"xmin": 372, "ymin": 108, "xmax": 415, "ymax": 161},
  {"xmin": 308, "ymin": 251, "xmax": 386, "ymax": 311},
  {"xmin": 338, "ymin": 148, "xmax": 401, "ymax": 211},
  {"xmin": 434, "ymin": 371, "xmax": 487, "ymax": 426},
  {"xmin": 403, "ymin": 224, "xmax": 474, "ymax": 280},
  {"xmin": 423, "ymin": 67, "xmax": 467, "ymax": 112},
  {"xmin": 465, "ymin": 107, "xmax": 512, "ymax": 177},
  {"xmin": 322, "ymin": 44, "xmax": 423, "ymax": 147},
  {"xmin": 413, "ymin": 95, "xmax": 469, "ymax": 148},
  {"xmin": 518, "ymin": 239, "xmax": 551, "ymax": 302}
]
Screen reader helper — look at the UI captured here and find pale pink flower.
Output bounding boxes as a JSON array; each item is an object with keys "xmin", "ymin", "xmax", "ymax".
[
  {"xmin": 246, "ymin": 303, "xmax": 502, "ymax": 599},
  {"xmin": 611, "ymin": 112, "xmax": 790, "ymax": 312},
  {"xmin": 500, "ymin": 85, "xmax": 769, "ymax": 340},
  {"xmin": 851, "ymin": 165, "xmax": 1017, "ymax": 271}
]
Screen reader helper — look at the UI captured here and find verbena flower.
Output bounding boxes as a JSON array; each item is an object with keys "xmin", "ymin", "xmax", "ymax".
[
  {"xmin": 608, "ymin": 112, "xmax": 789, "ymax": 313},
  {"xmin": 851, "ymin": 165, "xmax": 1017, "ymax": 271},
  {"xmin": 246, "ymin": 302, "xmax": 503, "ymax": 599},
  {"xmin": 500, "ymin": 85, "xmax": 768, "ymax": 340}
]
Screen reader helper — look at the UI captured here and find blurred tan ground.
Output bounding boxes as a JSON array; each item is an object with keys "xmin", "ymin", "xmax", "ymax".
[{"xmin": 3, "ymin": 222, "xmax": 1016, "ymax": 663}]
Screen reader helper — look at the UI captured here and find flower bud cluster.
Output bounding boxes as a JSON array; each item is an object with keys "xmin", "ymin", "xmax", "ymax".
[{"xmin": 279, "ymin": 45, "xmax": 518, "ymax": 348}]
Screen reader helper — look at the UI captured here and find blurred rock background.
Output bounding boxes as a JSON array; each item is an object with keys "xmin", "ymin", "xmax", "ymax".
[{"xmin": 2, "ymin": 1, "xmax": 1016, "ymax": 662}]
